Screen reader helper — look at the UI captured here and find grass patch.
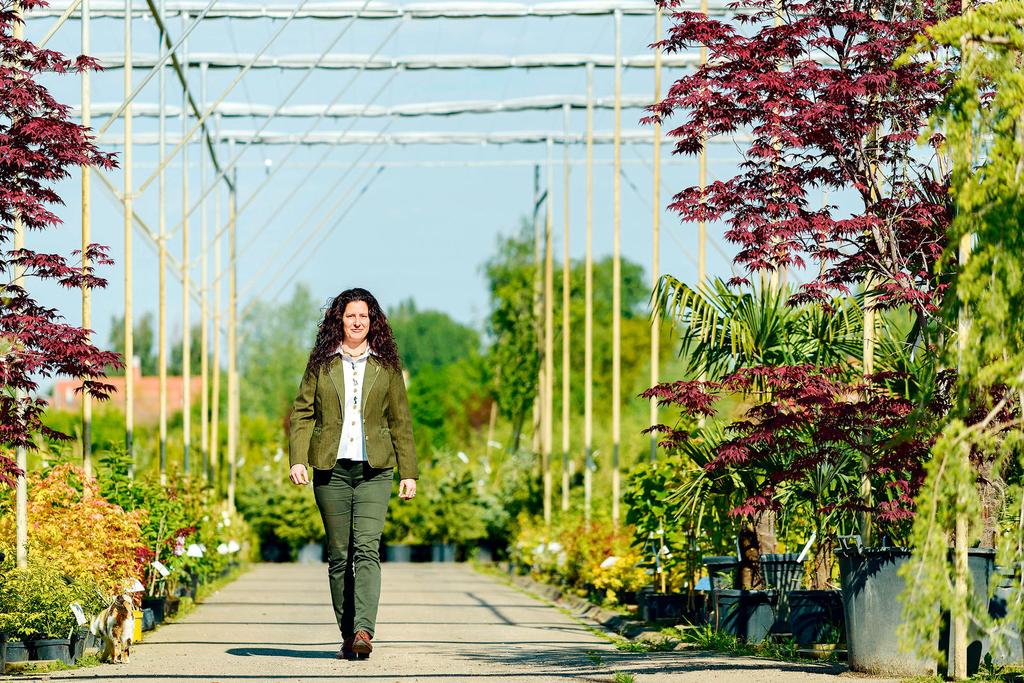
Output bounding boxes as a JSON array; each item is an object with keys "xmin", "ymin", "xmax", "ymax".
[
  {"xmin": 663, "ymin": 623, "xmax": 807, "ymax": 663},
  {"xmin": 612, "ymin": 672, "xmax": 636, "ymax": 683},
  {"xmin": 615, "ymin": 637, "xmax": 678, "ymax": 653}
]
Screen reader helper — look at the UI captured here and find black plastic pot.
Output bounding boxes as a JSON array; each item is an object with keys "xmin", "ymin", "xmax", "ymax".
[
  {"xmin": 761, "ymin": 553, "xmax": 805, "ymax": 631},
  {"xmin": 761, "ymin": 553, "xmax": 805, "ymax": 591},
  {"xmin": 788, "ymin": 589, "xmax": 844, "ymax": 647},
  {"xmin": 715, "ymin": 589, "xmax": 777, "ymax": 644},
  {"xmin": 639, "ymin": 592, "xmax": 705, "ymax": 625},
  {"xmin": 165, "ymin": 595, "xmax": 180, "ymax": 617},
  {"xmin": 702, "ymin": 555, "xmax": 738, "ymax": 592},
  {"xmin": 838, "ymin": 547, "xmax": 995, "ymax": 677},
  {"xmin": 33, "ymin": 638, "xmax": 73, "ymax": 665},
  {"xmin": 142, "ymin": 597, "xmax": 166, "ymax": 624},
  {"xmin": 4, "ymin": 638, "xmax": 30, "ymax": 663}
]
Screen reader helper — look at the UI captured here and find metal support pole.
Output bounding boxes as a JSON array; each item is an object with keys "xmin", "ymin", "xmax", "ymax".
[
  {"xmin": 649, "ymin": 5, "xmax": 661, "ymax": 463},
  {"xmin": 97, "ymin": 0, "xmax": 219, "ymax": 136},
  {"xmin": 123, "ymin": 0, "xmax": 135, "ymax": 474},
  {"xmin": 37, "ymin": 0, "xmax": 82, "ymax": 48},
  {"xmin": 561, "ymin": 104, "xmax": 571, "ymax": 513},
  {"xmin": 199, "ymin": 61, "xmax": 209, "ymax": 481},
  {"xmin": 181, "ymin": 11, "xmax": 191, "ymax": 476},
  {"xmin": 133, "ymin": 0, "xmax": 314, "ymax": 195},
  {"xmin": 81, "ymin": 0, "xmax": 93, "ymax": 478},
  {"xmin": 157, "ymin": 0, "xmax": 167, "ymax": 485},
  {"xmin": 543, "ymin": 137, "xmax": 554, "ymax": 527},
  {"xmin": 227, "ymin": 166, "xmax": 238, "ymax": 512},
  {"xmin": 611, "ymin": 8, "xmax": 623, "ymax": 527},
  {"xmin": 584, "ymin": 62, "xmax": 594, "ymax": 527}
]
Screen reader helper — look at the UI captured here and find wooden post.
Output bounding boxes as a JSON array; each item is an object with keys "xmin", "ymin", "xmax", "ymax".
[
  {"xmin": 157, "ymin": 0, "xmax": 167, "ymax": 485},
  {"xmin": 123, "ymin": 0, "xmax": 135, "ymax": 475},
  {"xmin": 199, "ymin": 61, "xmax": 209, "ymax": 481},
  {"xmin": 611, "ymin": 8, "xmax": 622, "ymax": 527},
  {"xmin": 181, "ymin": 11, "xmax": 191, "ymax": 476},
  {"xmin": 81, "ymin": 0, "xmax": 93, "ymax": 478},
  {"xmin": 227, "ymin": 166, "xmax": 238, "ymax": 512},
  {"xmin": 13, "ymin": 2, "xmax": 28, "ymax": 569},
  {"xmin": 584, "ymin": 62, "xmax": 595, "ymax": 526},
  {"xmin": 561, "ymin": 104, "xmax": 571, "ymax": 513},
  {"xmin": 649, "ymin": 5, "xmax": 662, "ymax": 463},
  {"xmin": 543, "ymin": 137, "xmax": 554, "ymax": 526}
]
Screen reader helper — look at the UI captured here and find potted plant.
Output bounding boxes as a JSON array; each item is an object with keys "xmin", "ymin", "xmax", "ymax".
[
  {"xmin": 624, "ymin": 455, "xmax": 699, "ymax": 622},
  {"xmin": 0, "ymin": 567, "xmax": 98, "ymax": 665}
]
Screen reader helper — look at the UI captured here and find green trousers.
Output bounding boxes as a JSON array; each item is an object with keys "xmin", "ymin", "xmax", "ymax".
[{"xmin": 313, "ymin": 459, "xmax": 393, "ymax": 638}]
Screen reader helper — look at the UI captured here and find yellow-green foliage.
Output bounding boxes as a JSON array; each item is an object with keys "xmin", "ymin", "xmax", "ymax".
[
  {"xmin": 510, "ymin": 514, "xmax": 649, "ymax": 605},
  {"xmin": 899, "ymin": 1, "xmax": 1024, "ymax": 663}
]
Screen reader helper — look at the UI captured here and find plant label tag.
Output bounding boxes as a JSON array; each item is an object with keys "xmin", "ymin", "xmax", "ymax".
[
  {"xmin": 129, "ymin": 579, "xmax": 145, "ymax": 593},
  {"xmin": 70, "ymin": 603, "xmax": 87, "ymax": 626},
  {"xmin": 152, "ymin": 560, "xmax": 170, "ymax": 577},
  {"xmin": 186, "ymin": 543, "xmax": 204, "ymax": 558}
]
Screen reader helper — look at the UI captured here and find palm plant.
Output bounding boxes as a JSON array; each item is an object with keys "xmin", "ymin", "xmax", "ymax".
[{"xmin": 654, "ymin": 276, "xmax": 863, "ymax": 384}]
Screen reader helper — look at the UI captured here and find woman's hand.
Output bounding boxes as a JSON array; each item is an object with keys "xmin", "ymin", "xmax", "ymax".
[
  {"xmin": 398, "ymin": 479, "xmax": 417, "ymax": 500},
  {"xmin": 289, "ymin": 464, "xmax": 310, "ymax": 486}
]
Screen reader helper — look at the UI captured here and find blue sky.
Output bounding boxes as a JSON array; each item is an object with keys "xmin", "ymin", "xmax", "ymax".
[{"xmin": 23, "ymin": 2, "xmax": 764, "ymax": 353}]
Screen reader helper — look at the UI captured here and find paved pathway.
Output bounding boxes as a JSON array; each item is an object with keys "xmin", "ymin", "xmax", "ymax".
[{"xmin": 50, "ymin": 563, "xmax": 893, "ymax": 682}]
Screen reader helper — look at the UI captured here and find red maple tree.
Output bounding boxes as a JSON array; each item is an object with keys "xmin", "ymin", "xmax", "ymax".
[
  {"xmin": 645, "ymin": 0, "xmax": 967, "ymax": 537},
  {"xmin": 1, "ymin": 0, "xmax": 119, "ymax": 486},
  {"xmin": 650, "ymin": 0, "xmax": 959, "ymax": 314}
]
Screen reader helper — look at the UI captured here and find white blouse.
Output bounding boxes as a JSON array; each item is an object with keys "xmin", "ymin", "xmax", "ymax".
[{"xmin": 335, "ymin": 346, "xmax": 372, "ymax": 462}]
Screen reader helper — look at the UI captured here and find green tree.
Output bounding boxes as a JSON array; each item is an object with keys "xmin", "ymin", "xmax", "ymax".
[
  {"xmin": 897, "ymin": 3, "xmax": 1024, "ymax": 674},
  {"xmin": 389, "ymin": 299, "xmax": 481, "ymax": 375},
  {"xmin": 107, "ymin": 311, "xmax": 156, "ymax": 375},
  {"xmin": 483, "ymin": 221, "xmax": 541, "ymax": 452},
  {"xmin": 239, "ymin": 284, "xmax": 322, "ymax": 421}
]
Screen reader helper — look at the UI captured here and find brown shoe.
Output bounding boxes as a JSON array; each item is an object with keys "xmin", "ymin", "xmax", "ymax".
[
  {"xmin": 337, "ymin": 636, "xmax": 356, "ymax": 660},
  {"xmin": 352, "ymin": 630, "xmax": 373, "ymax": 659}
]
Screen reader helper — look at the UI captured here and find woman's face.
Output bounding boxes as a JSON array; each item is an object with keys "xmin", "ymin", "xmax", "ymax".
[{"xmin": 342, "ymin": 300, "xmax": 370, "ymax": 346}]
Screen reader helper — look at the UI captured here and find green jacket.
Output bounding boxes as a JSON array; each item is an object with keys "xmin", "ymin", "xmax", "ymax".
[{"xmin": 289, "ymin": 355, "xmax": 419, "ymax": 479}]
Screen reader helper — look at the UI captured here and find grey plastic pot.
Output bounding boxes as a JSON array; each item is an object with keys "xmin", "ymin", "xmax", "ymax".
[
  {"xmin": 715, "ymin": 589, "xmax": 777, "ymax": 644},
  {"xmin": 987, "ymin": 566, "xmax": 1023, "ymax": 666},
  {"xmin": 142, "ymin": 598, "xmax": 165, "ymax": 624},
  {"xmin": 69, "ymin": 627, "xmax": 89, "ymax": 662},
  {"xmin": 4, "ymin": 638, "xmax": 30, "ymax": 663},
  {"xmin": 33, "ymin": 638, "xmax": 73, "ymax": 665},
  {"xmin": 838, "ymin": 547, "xmax": 995, "ymax": 677},
  {"xmin": 385, "ymin": 544, "xmax": 413, "ymax": 562},
  {"xmin": 431, "ymin": 543, "xmax": 456, "ymax": 563}
]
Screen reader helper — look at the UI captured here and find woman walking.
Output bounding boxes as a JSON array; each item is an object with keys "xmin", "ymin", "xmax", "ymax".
[{"xmin": 288, "ymin": 287, "xmax": 419, "ymax": 660}]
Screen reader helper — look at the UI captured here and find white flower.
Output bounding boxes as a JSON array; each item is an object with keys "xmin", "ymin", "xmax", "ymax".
[
  {"xmin": 186, "ymin": 544, "xmax": 204, "ymax": 558},
  {"xmin": 600, "ymin": 555, "xmax": 620, "ymax": 569},
  {"xmin": 547, "ymin": 541, "xmax": 563, "ymax": 553},
  {"xmin": 227, "ymin": 540, "xmax": 241, "ymax": 553},
  {"xmin": 457, "ymin": 451, "xmax": 469, "ymax": 464},
  {"xmin": 216, "ymin": 543, "xmax": 230, "ymax": 555}
]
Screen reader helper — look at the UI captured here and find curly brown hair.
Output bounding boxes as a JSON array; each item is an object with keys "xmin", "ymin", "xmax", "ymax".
[{"xmin": 305, "ymin": 288, "xmax": 402, "ymax": 375}]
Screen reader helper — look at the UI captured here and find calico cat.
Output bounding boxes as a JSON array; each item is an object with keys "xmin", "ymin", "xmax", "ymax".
[{"xmin": 90, "ymin": 593, "xmax": 136, "ymax": 664}]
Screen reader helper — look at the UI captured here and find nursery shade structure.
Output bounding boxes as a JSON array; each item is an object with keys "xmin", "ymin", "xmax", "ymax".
[{"xmin": 14, "ymin": 0, "xmax": 724, "ymax": 568}]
